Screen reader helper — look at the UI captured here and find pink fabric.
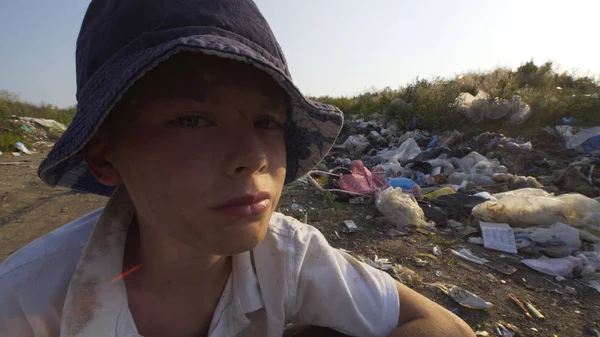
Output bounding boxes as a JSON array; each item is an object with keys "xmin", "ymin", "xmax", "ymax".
[{"xmin": 338, "ymin": 160, "xmax": 389, "ymax": 196}]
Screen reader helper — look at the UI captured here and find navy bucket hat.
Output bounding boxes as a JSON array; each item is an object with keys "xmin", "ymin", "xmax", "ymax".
[{"xmin": 38, "ymin": 0, "xmax": 344, "ymax": 197}]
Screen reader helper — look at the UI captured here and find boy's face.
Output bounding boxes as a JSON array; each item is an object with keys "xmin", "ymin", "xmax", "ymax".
[{"xmin": 88, "ymin": 54, "xmax": 287, "ymax": 255}]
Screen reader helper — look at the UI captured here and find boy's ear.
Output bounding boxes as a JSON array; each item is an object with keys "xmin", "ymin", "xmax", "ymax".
[{"xmin": 84, "ymin": 134, "xmax": 122, "ymax": 187}]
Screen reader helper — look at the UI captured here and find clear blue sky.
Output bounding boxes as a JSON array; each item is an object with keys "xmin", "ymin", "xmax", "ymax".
[{"xmin": 1, "ymin": 0, "xmax": 598, "ymax": 108}]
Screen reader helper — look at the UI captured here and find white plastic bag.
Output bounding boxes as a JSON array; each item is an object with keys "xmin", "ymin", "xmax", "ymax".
[
  {"xmin": 493, "ymin": 188, "xmax": 553, "ymax": 200},
  {"xmin": 377, "ymin": 188, "xmax": 429, "ymax": 228},
  {"xmin": 472, "ymin": 160, "xmax": 494, "ymax": 176},
  {"xmin": 340, "ymin": 135, "xmax": 370, "ymax": 156},
  {"xmin": 393, "ymin": 138, "xmax": 421, "ymax": 163},
  {"xmin": 509, "ymin": 96, "xmax": 532, "ymax": 125},
  {"xmin": 457, "ymin": 151, "xmax": 488, "ymax": 170},
  {"xmin": 566, "ymin": 126, "xmax": 600, "ymax": 153},
  {"xmin": 472, "ymin": 193, "xmax": 600, "ymax": 236},
  {"xmin": 522, "ymin": 255, "xmax": 588, "ymax": 277},
  {"xmin": 514, "ymin": 223, "xmax": 581, "ymax": 257}
]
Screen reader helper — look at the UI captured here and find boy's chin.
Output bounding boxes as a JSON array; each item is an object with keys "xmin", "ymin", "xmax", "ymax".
[{"xmin": 208, "ymin": 220, "xmax": 270, "ymax": 256}]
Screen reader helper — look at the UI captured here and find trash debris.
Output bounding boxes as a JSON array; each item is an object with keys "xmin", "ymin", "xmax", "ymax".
[
  {"xmin": 521, "ymin": 255, "xmax": 588, "ymax": 277},
  {"xmin": 566, "ymin": 126, "xmax": 600, "ymax": 153},
  {"xmin": 468, "ymin": 237, "xmax": 484, "ymax": 245},
  {"xmin": 507, "ymin": 293, "xmax": 533, "ymax": 319},
  {"xmin": 479, "ymin": 222, "xmax": 518, "ymax": 254},
  {"xmin": 377, "ymin": 187, "xmax": 431, "ymax": 228},
  {"xmin": 414, "ymin": 257, "xmax": 429, "ymax": 267},
  {"xmin": 348, "ymin": 196, "xmax": 374, "ymax": 204},
  {"xmin": 415, "ymin": 253, "xmax": 439, "ymax": 261},
  {"xmin": 433, "ymin": 246, "xmax": 442, "ymax": 256},
  {"xmin": 495, "ymin": 323, "xmax": 514, "ymax": 337},
  {"xmin": 427, "ymin": 282, "xmax": 493, "ymax": 309},
  {"xmin": 564, "ymin": 286, "xmax": 577, "ymax": 295},
  {"xmin": 336, "ymin": 134, "xmax": 370, "ymax": 156},
  {"xmin": 472, "ymin": 192, "xmax": 600, "ymax": 241},
  {"xmin": 493, "ymin": 188, "xmax": 553, "ymax": 200},
  {"xmin": 474, "ymin": 331, "xmax": 489, "ymax": 337},
  {"xmin": 343, "ymin": 220, "xmax": 358, "ymax": 233},
  {"xmin": 0, "ymin": 161, "xmax": 30, "ymax": 166},
  {"xmin": 457, "ymin": 91, "xmax": 533, "ymax": 125},
  {"xmin": 357, "ymin": 255, "xmax": 394, "ymax": 271},
  {"xmin": 513, "ymin": 223, "xmax": 581, "ymax": 258},
  {"xmin": 339, "ymin": 160, "xmax": 389, "ymax": 196},
  {"xmin": 30, "ymin": 141, "xmax": 55, "ymax": 149},
  {"xmin": 553, "ymin": 166, "xmax": 600, "ymax": 197},
  {"xmin": 387, "ymin": 177, "xmax": 418, "ymax": 191},
  {"xmin": 451, "ymin": 248, "xmax": 517, "ymax": 275},
  {"xmin": 473, "ymin": 191, "xmax": 497, "ymax": 201},
  {"xmin": 384, "ymin": 228, "xmax": 411, "ymax": 238},
  {"xmin": 14, "ymin": 142, "xmax": 31, "ymax": 155},
  {"xmin": 525, "ymin": 301, "xmax": 545, "ymax": 319},
  {"xmin": 290, "ymin": 203, "xmax": 304, "ymax": 211},
  {"xmin": 423, "ymin": 186, "xmax": 455, "ymax": 200},
  {"xmin": 450, "ymin": 248, "xmax": 489, "ymax": 265}
]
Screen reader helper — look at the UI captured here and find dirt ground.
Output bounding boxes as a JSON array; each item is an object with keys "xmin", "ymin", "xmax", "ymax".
[{"xmin": 1, "ymin": 151, "xmax": 599, "ymax": 336}]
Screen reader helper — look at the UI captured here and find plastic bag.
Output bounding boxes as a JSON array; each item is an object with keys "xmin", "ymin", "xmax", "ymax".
[
  {"xmin": 566, "ymin": 126, "xmax": 600, "ymax": 153},
  {"xmin": 521, "ymin": 255, "xmax": 588, "ymax": 278},
  {"xmin": 339, "ymin": 135, "xmax": 370, "ymax": 156},
  {"xmin": 457, "ymin": 151, "xmax": 487, "ymax": 170},
  {"xmin": 427, "ymin": 158, "xmax": 455, "ymax": 175},
  {"xmin": 472, "ymin": 193, "xmax": 600, "ymax": 232},
  {"xmin": 472, "ymin": 160, "xmax": 494, "ymax": 176},
  {"xmin": 375, "ymin": 158, "xmax": 405, "ymax": 177},
  {"xmin": 493, "ymin": 188, "xmax": 553, "ymax": 200},
  {"xmin": 509, "ymin": 96, "xmax": 532, "ymax": 125},
  {"xmin": 377, "ymin": 188, "xmax": 430, "ymax": 228},
  {"xmin": 427, "ymin": 282, "xmax": 492, "ymax": 310},
  {"xmin": 448, "ymin": 172, "xmax": 467, "ymax": 185},
  {"xmin": 514, "ymin": 223, "xmax": 581, "ymax": 257},
  {"xmin": 392, "ymin": 138, "xmax": 422, "ymax": 163},
  {"xmin": 470, "ymin": 174, "xmax": 495, "ymax": 186},
  {"xmin": 423, "ymin": 187, "xmax": 456, "ymax": 200}
]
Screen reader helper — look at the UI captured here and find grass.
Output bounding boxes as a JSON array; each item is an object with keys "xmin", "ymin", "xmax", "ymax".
[
  {"xmin": 0, "ymin": 91, "xmax": 76, "ymax": 126},
  {"xmin": 322, "ymin": 190, "xmax": 345, "ymax": 222},
  {"xmin": 311, "ymin": 60, "xmax": 600, "ymax": 134}
]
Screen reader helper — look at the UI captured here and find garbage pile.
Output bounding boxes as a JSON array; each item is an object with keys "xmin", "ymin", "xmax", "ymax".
[
  {"xmin": 456, "ymin": 90, "xmax": 532, "ymax": 125},
  {"xmin": 307, "ymin": 112, "xmax": 600, "ymax": 299},
  {"xmin": 0, "ymin": 115, "xmax": 64, "ymax": 157}
]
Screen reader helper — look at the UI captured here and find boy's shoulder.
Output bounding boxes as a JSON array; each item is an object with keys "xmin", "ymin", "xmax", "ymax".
[
  {"xmin": 0, "ymin": 208, "xmax": 103, "ymax": 280},
  {"xmin": 0, "ymin": 208, "xmax": 103, "ymax": 335}
]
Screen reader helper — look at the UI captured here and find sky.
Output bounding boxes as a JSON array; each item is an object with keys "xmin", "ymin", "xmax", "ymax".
[{"xmin": 0, "ymin": 0, "xmax": 598, "ymax": 108}]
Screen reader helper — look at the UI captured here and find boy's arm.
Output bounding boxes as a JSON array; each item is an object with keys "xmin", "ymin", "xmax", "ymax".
[{"xmin": 389, "ymin": 281, "xmax": 475, "ymax": 337}]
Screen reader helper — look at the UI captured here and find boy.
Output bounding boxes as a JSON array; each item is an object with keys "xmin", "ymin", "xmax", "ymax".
[{"xmin": 0, "ymin": 1, "xmax": 475, "ymax": 336}]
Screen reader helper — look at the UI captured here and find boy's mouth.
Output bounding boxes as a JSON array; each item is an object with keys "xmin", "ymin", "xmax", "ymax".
[{"xmin": 212, "ymin": 192, "xmax": 272, "ymax": 217}]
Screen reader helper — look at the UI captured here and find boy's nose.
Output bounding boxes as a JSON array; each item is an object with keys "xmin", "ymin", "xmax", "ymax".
[{"xmin": 224, "ymin": 131, "xmax": 269, "ymax": 178}]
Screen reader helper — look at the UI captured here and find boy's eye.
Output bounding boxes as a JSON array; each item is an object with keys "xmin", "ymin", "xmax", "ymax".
[
  {"xmin": 172, "ymin": 115, "xmax": 213, "ymax": 128},
  {"xmin": 255, "ymin": 117, "xmax": 284, "ymax": 129}
]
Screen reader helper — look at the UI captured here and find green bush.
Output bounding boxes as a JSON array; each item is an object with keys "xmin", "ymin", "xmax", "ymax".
[
  {"xmin": 311, "ymin": 60, "xmax": 600, "ymax": 132},
  {"xmin": 0, "ymin": 90, "xmax": 77, "ymax": 126}
]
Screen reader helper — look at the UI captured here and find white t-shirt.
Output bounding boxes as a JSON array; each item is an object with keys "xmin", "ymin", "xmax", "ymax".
[{"xmin": 0, "ymin": 186, "xmax": 399, "ymax": 337}]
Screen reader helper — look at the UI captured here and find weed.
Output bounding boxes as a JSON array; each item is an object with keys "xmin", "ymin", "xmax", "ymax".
[{"xmin": 310, "ymin": 59, "xmax": 600, "ymax": 133}]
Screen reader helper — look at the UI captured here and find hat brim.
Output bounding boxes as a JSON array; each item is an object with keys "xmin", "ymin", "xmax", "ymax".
[{"xmin": 38, "ymin": 32, "xmax": 343, "ymax": 196}]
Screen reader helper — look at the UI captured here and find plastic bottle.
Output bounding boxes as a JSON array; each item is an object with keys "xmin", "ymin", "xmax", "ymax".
[{"xmin": 387, "ymin": 177, "xmax": 418, "ymax": 190}]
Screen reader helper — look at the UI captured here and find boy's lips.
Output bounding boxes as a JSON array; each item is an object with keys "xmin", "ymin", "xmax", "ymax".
[{"xmin": 213, "ymin": 192, "xmax": 272, "ymax": 216}]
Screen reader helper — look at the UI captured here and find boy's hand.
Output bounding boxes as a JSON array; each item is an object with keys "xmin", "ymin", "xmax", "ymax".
[{"xmin": 389, "ymin": 281, "xmax": 475, "ymax": 337}]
